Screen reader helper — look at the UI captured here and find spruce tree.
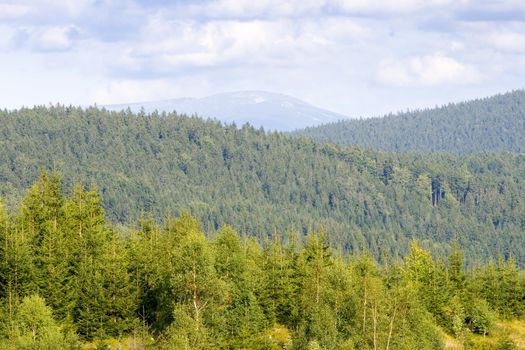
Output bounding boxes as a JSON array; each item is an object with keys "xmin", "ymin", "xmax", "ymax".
[
  {"xmin": 18, "ymin": 171, "xmax": 72, "ymax": 321},
  {"xmin": 212, "ymin": 226, "xmax": 266, "ymax": 348}
]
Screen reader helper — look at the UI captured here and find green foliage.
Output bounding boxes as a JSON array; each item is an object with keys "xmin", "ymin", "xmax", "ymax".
[
  {"xmin": 465, "ymin": 298, "xmax": 495, "ymax": 336},
  {"xmin": 293, "ymin": 232, "xmax": 339, "ymax": 349},
  {"xmin": 159, "ymin": 305, "xmax": 210, "ymax": 350},
  {"xmin": 1, "ymin": 295, "xmax": 74, "ymax": 350},
  {"xmin": 212, "ymin": 226, "xmax": 267, "ymax": 348},
  {"xmin": 0, "ymin": 199, "xmax": 34, "ymax": 319},
  {"xmin": 259, "ymin": 236, "xmax": 297, "ymax": 327},
  {"xmin": 19, "ymin": 172, "xmax": 73, "ymax": 321},
  {"xmin": 470, "ymin": 258, "xmax": 525, "ymax": 319},
  {"xmin": 0, "ymin": 174, "xmax": 138, "ymax": 341},
  {"xmin": 296, "ymin": 90, "xmax": 525, "ymax": 154},
  {"xmin": 495, "ymin": 335, "xmax": 517, "ymax": 350},
  {"xmin": 2, "ymin": 106, "xmax": 525, "ymax": 265},
  {"xmin": 0, "ymin": 173, "xmax": 523, "ymax": 349}
]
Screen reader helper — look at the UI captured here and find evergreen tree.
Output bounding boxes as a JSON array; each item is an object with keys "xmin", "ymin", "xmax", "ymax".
[
  {"xmin": 18, "ymin": 172, "xmax": 72, "ymax": 321},
  {"xmin": 294, "ymin": 232, "xmax": 338, "ymax": 349},
  {"xmin": 212, "ymin": 226, "xmax": 266, "ymax": 348},
  {"xmin": 1, "ymin": 295, "xmax": 74, "ymax": 350},
  {"xmin": 169, "ymin": 214, "xmax": 218, "ymax": 348},
  {"xmin": 260, "ymin": 236, "xmax": 296, "ymax": 327},
  {"xmin": 0, "ymin": 174, "xmax": 523, "ymax": 348}
]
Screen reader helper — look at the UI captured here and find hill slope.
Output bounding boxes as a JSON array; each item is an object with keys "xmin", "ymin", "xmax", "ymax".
[
  {"xmin": 295, "ymin": 90, "xmax": 525, "ymax": 153},
  {"xmin": 1, "ymin": 106, "xmax": 525, "ymax": 264},
  {"xmin": 104, "ymin": 91, "xmax": 346, "ymax": 131}
]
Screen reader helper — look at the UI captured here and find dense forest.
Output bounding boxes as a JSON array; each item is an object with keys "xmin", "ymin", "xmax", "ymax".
[
  {"xmin": 295, "ymin": 90, "xmax": 525, "ymax": 153},
  {"xmin": 0, "ymin": 174, "xmax": 523, "ymax": 349},
  {"xmin": 2, "ymin": 106, "xmax": 525, "ymax": 265}
]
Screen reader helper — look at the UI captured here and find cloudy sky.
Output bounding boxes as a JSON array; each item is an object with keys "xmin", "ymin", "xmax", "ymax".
[{"xmin": 1, "ymin": 0, "xmax": 524, "ymax": 117}]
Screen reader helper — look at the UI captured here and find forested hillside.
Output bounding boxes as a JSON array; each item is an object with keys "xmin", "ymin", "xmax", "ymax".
[
  {"xmin": 2, "ymin": 106, "xmax": 525, "ymax": 264},
  {"xmin": 295, "ymin": 90, "xmax": 525, "ymax": 153},
  {"xmin": 0, "ymin": 176, "xmax": 523, "ymax": 349}
]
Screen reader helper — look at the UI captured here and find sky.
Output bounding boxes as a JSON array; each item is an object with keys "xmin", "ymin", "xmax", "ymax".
[{"xmin": 1, "ymin": 0, "xmax": 525, "ymax": 118}]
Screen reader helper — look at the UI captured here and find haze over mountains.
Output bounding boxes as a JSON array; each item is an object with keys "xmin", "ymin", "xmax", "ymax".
[
  {"xmin": 295, "ymin": 90, "xmax": 525, "ymax": 153},
  {"xmin": 105, "ymin": 89, "xmax": 525, "ymax": 154},
  {"xmin": 105, "ymin": 91, "xmax": 347, "ymax": 132}
]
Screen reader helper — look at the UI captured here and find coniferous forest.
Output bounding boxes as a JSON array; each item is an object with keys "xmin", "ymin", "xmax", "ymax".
[
  {"xmin": 0, "ymin": 173, "xmax": 523, "ymax": 349},
  {"xmin": 0, "ymin": 104, "xmax": 525, "ymax": 349},
  {"xmin": 295, "ymin": 90, "xmax": 525, "ymax": 153},
  {"xmin": 2, "ymin": 106, "xmax": 525, "ymax": 265},
  {"xmin": 4, "ymin": 0, "xmax": 525, "ymax": 347}
]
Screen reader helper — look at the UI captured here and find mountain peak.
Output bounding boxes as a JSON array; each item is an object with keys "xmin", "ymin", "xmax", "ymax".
[{"xmin": 104, "ymin": 91, "xmax": 347, "ymax": 131}]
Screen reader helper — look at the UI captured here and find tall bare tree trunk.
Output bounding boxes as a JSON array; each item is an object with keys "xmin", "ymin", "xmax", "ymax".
[
  {"xmin": 372, "ymin": 303, "xmax": 378, "ymax": 350},
  {"xmin": 386, "ymin": 305, "xmax": 397, "ymax": 350},
  {"xmin": 363, "ymin": 285, "xmax": 367, "ymax": 334}
]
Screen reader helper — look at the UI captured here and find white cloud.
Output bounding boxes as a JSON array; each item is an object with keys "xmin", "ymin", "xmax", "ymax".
[
  {"xmin": 0, "ymin": 27, "xmax": 15, "ymax": 50},
  {"xmin": 449, "ymin": 41, "xmax": 464, "ymax": 51},
  {"xmin": 93, "ymin": 80, "xmax": 168, "ymax": 104},
  {"xmin": 333, "ymin": 0, "xmax": 455, "ymax": 14},
  {"xmin": 126, "ymin": 19, "xmax": 285, "ymax": 70},
  {"xmin": 457, "ymin": 0, "xmax": 525, "ymax": 16},
  {"xmin": 184, "ymin": 0, "xmax": 462, "ymax": 19},
  {"xmin": 192, "ymin": 0, "xmax": 325, "ymax": 18},
  {"xmin": 15, "ymin": 25, "xmax": 79, "ymax": 51},
  {"xmin": 304, "ymin": 17, "xmax": 369, "ymax": 43},
  {"xmin": 1, "ymin": 0, "xmax": 524, "ymax": 116},
  {"xmin": 41, "ymin": 0, "xmax": 93, "ymax": 17},
  {"xmin": 487, "ymin": 30, "xmax": 525, "ymax": 53},
  {"xmin": 36, "ymin": 25, "xmax": 77, "ymax": 51},
  {"xmin": 92, "ymin": 78, "xmax": 212, "ymax": 105},
  {"xmin": 8, "ymin": 0, "xmax": 94, "ymax": 19},
  {"xmin": 0, "ymin": 3, "xmax": 31, "ymax": 19},
  {"xmin": 114, "ymin": 15, "xmax": 369, "ymax": 76},
  {"xmin": 377, "ymin": 54, "xmax": 480, "ymax": 86}
]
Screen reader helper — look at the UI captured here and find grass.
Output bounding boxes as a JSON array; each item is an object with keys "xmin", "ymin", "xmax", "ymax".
[{"xmin": 443, "ymin": 320, "xmax": 525, "ymax": 350}]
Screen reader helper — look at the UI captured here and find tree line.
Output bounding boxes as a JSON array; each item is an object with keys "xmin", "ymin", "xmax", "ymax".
[
  {"xmin": 295, "ymin": 90, "xmax": 525, "ymax": 153},
  {"xmin": 2, "ymin": 106, "xmax": 525, "ymax": 265},
  {"xmin": 0, "ymin": 173, "xmax": 523, "ymax": 349}
]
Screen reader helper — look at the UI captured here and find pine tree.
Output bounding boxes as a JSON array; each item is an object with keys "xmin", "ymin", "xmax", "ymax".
[
  {"xmin": 65, "ymin": 183, "xmax": 119, "ymax": 339},
  {"xmin": 99, "ymin": 229, "xmax": 137, "ymax": 337},
  {"xmin": 448, "ymin": 242, "xmax": 465, "ymax": 291},
  {"xmin": 403, "ymin": 242, "xmax": 448, "ymax": 317},
  {"xmin": 18, "ymin": 171, "xmax": 72, "ymax": 321},
  {"xmin": 260, "ymin": 236, "xmax": 296, "ymax": 327},
  {"xmin": 0, "ymin": 199, "xmax": 33, "ymax": 322},
  {"xmin": 168, "ymin": 214, "xmax": 218, "ymax": 348},
  {"xmin": 494, "ymin": 256, "xmax": 524, "ymax": 318},
  {"xmin": 212, "ymin": 226, "xmax": 266, "ymax": 348},
  {"xmin": 128, "ymin": 215, "xmax": 171, "ymax": 332},
  {"xmin": 294, "ymin": 231, "xmax": 338, "ymax": 349}
]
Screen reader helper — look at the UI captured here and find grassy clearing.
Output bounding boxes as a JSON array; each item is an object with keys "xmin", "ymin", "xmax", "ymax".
[{"xmin": 443, "ymin": 320, "xmax": 525, "ymax": 350}]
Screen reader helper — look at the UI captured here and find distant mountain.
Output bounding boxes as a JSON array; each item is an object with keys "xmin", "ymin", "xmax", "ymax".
[
  {"xmin": 294, "ymin": 90, "xmax": 525, "ymax": 153},
  {"xmin": 104, "ymin": 91, "xmax": 346, "ymax": 131}
]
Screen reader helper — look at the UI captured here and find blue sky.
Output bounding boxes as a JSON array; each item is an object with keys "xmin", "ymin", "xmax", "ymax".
[{"xmin": 1, "ymin": 0, "xmax": 524, "ymax": 117}]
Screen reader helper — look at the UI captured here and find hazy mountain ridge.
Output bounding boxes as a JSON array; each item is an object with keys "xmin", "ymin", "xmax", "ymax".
[
  {"xmin": 104, "ymin": 91, "xmax": 347, "ymax": 131},
  {"xmin": 294, "ymin": 90, "xmax": 525, "ymax": 153}
]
